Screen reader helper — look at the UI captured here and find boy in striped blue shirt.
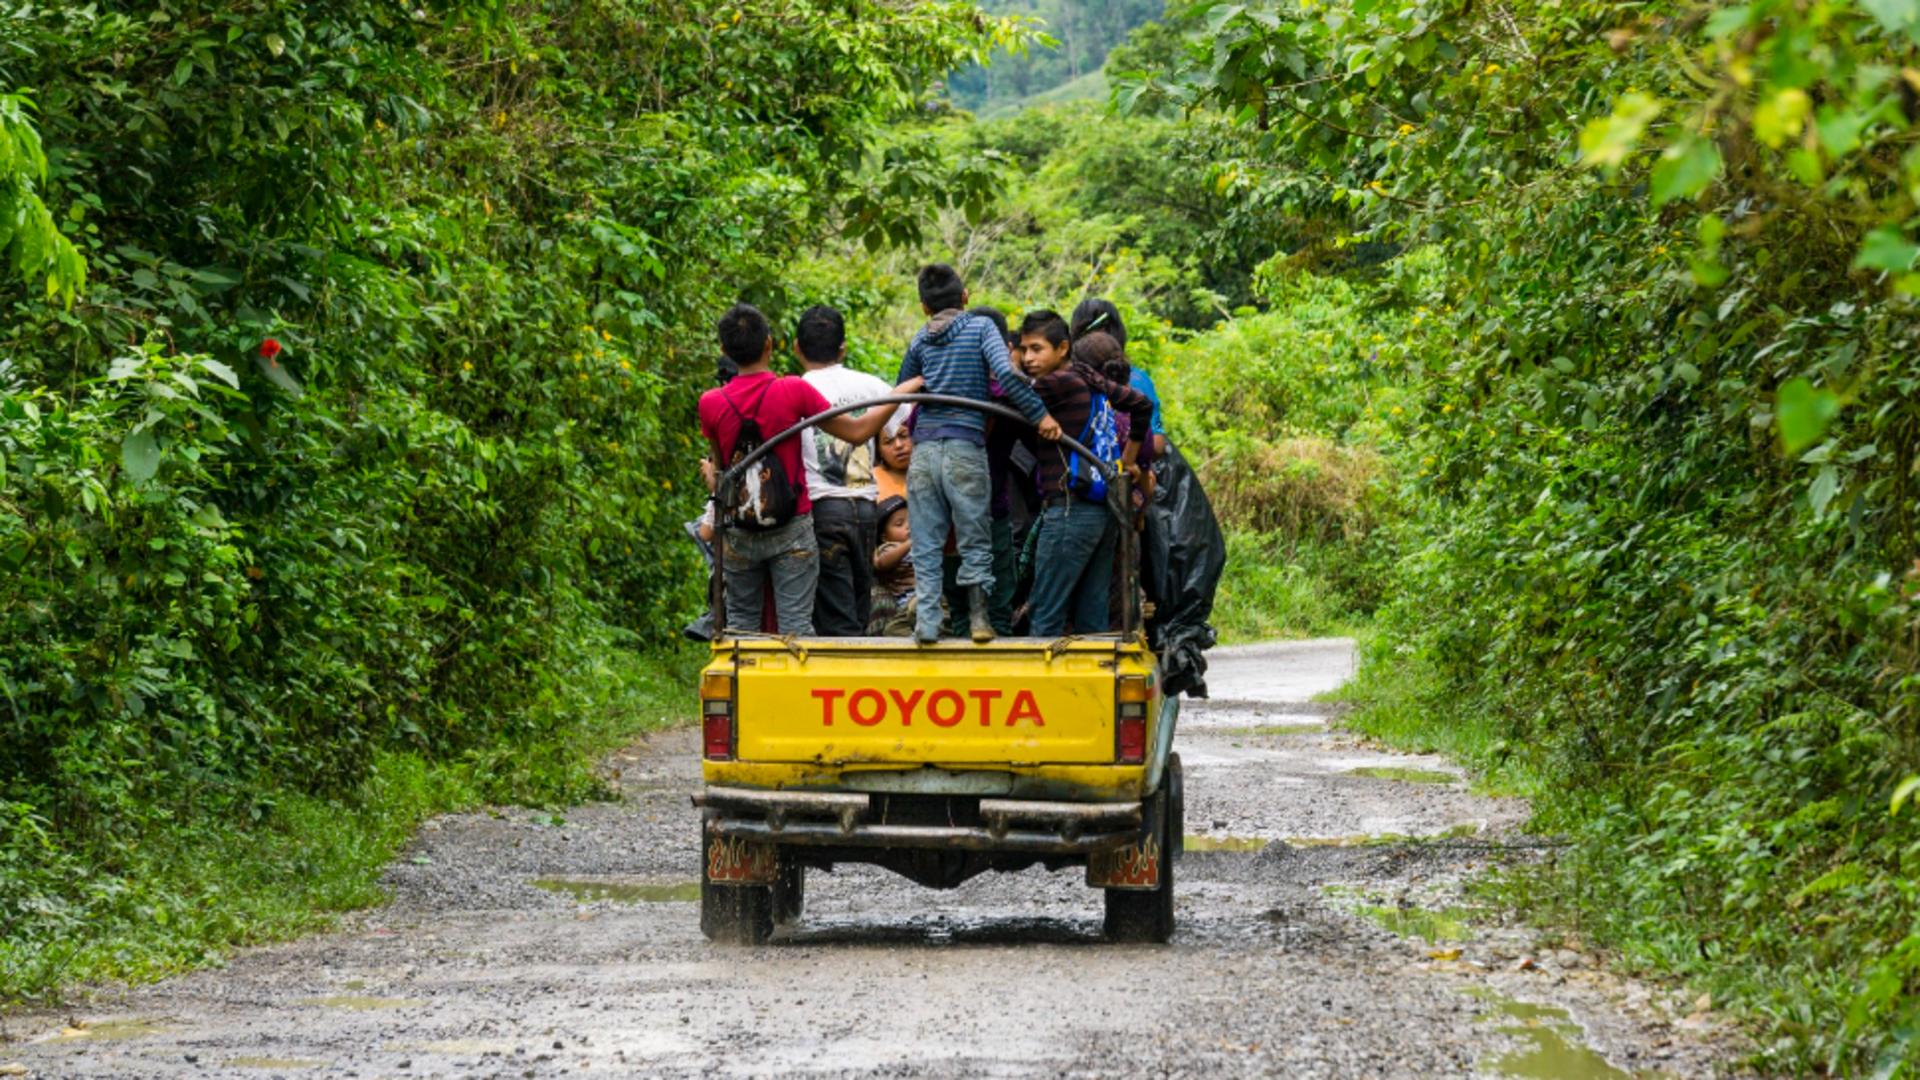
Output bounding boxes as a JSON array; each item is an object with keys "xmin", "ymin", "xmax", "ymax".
[{"xmin": 896, "ymin": 264, "xmax": 1061, "ymax": 644}]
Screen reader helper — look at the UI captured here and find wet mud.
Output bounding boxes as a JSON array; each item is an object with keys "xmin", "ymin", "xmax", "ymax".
[{"xmin": 2, "ymin": 638, "xmax": 1753, "ymax": 1078}]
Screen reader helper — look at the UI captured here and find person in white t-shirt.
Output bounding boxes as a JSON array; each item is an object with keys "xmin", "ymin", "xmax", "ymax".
[{"xmin": 795, "ymin": 305, "xmax": 894, "ymax": 636}]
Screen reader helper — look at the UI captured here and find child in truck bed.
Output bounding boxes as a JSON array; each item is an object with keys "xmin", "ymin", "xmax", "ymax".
[
  {"xmin": 868, "ymin": 495, "xmax": 920, "ymax": 637},
  {"xmin": 895, "ymin": 264, "xmax": 1060, "ymax": 644}
]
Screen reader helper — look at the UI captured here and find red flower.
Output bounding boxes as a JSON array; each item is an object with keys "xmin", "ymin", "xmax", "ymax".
[{"xmin": 259, "ymin": 338, "xmax": 283, "ymax": 361}]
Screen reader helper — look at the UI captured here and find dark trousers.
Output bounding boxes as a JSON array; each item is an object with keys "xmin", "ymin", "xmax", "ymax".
[
  {"xmin": 1028, "ymin": 499, "xmax": 1116, "ymax": 637},
  {"xmin": 810, "ymin": 497, "xmax": 876, "ymax": 637}
]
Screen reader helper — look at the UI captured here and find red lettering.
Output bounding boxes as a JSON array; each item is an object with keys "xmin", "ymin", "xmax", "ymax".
[
  {"xmin": 887, "ymin": 688, "xmax": 925, "ymax": 727},
  {"xmin": 849, "ymin": 689, "xmax": 885, "ymax": 726},
  {"xmin": 811, "ymin": 688, "xmax": 845, "ymax": 726},
  {"xmin": 927, "ymin": 689, "xmax": 965, "ymax": 727},
  {"xmin": 1006, "ymin": 689, "xmax": 1045, "ymax": 726},
  {"xmin": 968, "ymin": 688, "xmax": 1003, "ymax": 726}
]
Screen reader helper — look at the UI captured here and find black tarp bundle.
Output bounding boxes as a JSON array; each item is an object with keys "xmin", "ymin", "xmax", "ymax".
[{"xmin": 1138, "ymin": 443, "xmax": 1225, "ymax": 698}]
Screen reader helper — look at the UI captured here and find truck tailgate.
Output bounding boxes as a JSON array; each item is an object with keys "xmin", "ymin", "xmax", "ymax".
[{"xmin": 730, "ymin": 640, "xmax": 1124, "ymax": 765}]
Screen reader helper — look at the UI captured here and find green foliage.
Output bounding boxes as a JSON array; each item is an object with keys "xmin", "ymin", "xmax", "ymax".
[
  {"xmin": 1123, "ymin": 0, "xmax": 1920, "ymax": 1068},
  {"xmin": 0, "ymin": 0, "xmax": 1017, "ymax": 1002},
  {"xmin": 1210, "ymin": 532, "xmax": 1365, "ymax": 643},
  {"xmin": 0, "ymin": 93, "xmax": 84, "ymax": 304},
  {"xmin": 946, "ymin": 0, "xmax": 1164, "ymax": 114}
]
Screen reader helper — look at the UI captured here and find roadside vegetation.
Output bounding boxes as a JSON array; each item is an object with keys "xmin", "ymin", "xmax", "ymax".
[
  {"xmin": 0, "ymin": 1, "xmax": 1021, "ymax": 1003},
  {"xmin": 1109, "ymin": 0, "xmax": 1920, "ymax": 1071}
]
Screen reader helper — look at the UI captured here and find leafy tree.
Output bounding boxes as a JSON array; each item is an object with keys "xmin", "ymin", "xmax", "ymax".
[
  {"xmin": 1120, "ymin": 0, "xmax": 1920, "ymax": 1068},
  {"xmin": 0, "ymin": 0, "xmax": 1022, "ymax": 999}
]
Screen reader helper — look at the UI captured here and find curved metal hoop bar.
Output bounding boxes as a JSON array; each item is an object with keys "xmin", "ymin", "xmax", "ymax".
[{"xmin": 714, "ymin": 392, "xmax": 1118, "ymax": 490}]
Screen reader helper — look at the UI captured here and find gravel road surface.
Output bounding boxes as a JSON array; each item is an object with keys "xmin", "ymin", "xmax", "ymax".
[{"xmin": 3, "ymin": 639, "xmax": 1750, "ymax": 1078}]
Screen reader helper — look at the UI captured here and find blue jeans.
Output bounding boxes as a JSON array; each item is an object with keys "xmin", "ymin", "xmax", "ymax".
[
  {"xmin": 1027, "ymin": 499, "xmax": 1115, "ymax": 638},
  {"xmin": 721, "ymin": 514, "xmax": 817, "ymax": 636},
  {"xmin": 907, "ymin": 438, "xmax": 992, "ymax": 639}
]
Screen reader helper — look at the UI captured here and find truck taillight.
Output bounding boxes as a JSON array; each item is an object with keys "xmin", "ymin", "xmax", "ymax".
[
  {"xmin": 1116, "ymin": 674, "xmax": 1150, "ymax": 763},
  {"xmin": 1116, "ymin": 702, "xmax": 1147, "ymax": 763},
  {"xmin": 702, "ymin": 671, "xmax": 734, "ymax": 760}
]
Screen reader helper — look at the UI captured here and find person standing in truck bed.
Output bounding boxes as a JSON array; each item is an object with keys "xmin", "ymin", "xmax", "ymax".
[
  {"xmin": 1013, "ymin": 312, "xmax": 1154, "ymax": 638},
  {"xmin": 794, "ymin": 305, "xmax": 892, "ymax": 637},
  {"xmin": 895, "ymin": 264, "xmax": 1060, "ymax": 645}
]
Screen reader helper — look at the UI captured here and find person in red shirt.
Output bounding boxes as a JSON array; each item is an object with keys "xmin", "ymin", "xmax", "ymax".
[{"xmin": 698, "ymin": 303, "xmax": 918, "ymax": 636}]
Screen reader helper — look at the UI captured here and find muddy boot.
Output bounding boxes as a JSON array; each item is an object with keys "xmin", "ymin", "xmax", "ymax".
[{"xmin": 968, "ymin": 586, "xmax": 994, "ymax": 643}]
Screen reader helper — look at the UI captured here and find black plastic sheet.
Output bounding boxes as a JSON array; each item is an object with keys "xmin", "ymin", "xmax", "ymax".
[{"xmin": 1140, "ymin": 443, "xmax": 1225, "ymax": 698}]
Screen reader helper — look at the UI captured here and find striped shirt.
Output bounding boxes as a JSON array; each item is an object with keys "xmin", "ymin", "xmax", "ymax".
[{"xmin": 897, "ymin": 310, "xmax": 1047, "ymax": 442}]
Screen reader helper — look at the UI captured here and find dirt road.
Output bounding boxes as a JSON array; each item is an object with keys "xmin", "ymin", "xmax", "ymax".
[{"xmin": 4, "ymin": 640, "xmax": 1747, "ymax": 1077}]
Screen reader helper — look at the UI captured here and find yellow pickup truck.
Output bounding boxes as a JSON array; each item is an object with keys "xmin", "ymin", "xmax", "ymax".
[{"xmin": 693, "ymin": 394, "xmax": 1184, "ymax": 945}]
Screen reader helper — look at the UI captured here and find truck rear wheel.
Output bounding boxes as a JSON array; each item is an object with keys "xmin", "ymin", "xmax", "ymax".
[
  {"xmin": 1103, "ymin": 785, "xmax": 1176, "ymax": 944},
  {"xmin": 699, "ymin": 824, "xmax": 774, "ymax": 945}
]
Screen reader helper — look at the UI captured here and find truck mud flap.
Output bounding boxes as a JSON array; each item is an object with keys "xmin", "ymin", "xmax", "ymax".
[
  {"xmin": 705, "ymin": 830, "xmax": 779, "ymax": 886},
  {"xmin": 1086, "ymin": 794, "xmax": 1164, "ymax": 891}
]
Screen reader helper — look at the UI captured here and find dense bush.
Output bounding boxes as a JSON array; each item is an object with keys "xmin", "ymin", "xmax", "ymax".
[
  {"xmin": 0, "ymin": 0, "xmax": 1020, "ymax": 1000},
  {"xmin": 1125, "ymin": 0, "xmax": 1920, "ymax": 1068}
]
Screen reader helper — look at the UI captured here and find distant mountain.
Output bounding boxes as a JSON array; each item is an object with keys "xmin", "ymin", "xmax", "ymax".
[{"xmin": 946, "ymin": 1, "xmax": 1165, "ymax": 114}]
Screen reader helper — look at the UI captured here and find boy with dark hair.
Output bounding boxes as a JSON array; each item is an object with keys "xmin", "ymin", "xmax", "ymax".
[
  {"xmin": 1015, "ymin": 312, "xmax": 1154, "ymax": 638},
  {"xmin": 896, "ymin": 265, "xmax": 1061, "ymax": 644},
  {"xmin": 794, "ymin": 304, "xmax": 893, "ymax": 637},
  {"xmin": 699, "ymin": 302, "xmax": 913, "ymax": 637}
]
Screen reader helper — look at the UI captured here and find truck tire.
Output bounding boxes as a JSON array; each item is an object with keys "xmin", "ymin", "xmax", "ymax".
[
  {"xmin": 773, "ymin": 859, "xmax": 805, "ymax": 925},
  {"xmin": 1103, "ymin": 786, "xmax": 1176, "ymax": 944},
  {"xmin": 699, "ymin": 824, "xmax": 774, "ymax": 945},
  {"xmin": 1167, "ymin": 752, "xmax": 1185, "ymax": 864}
]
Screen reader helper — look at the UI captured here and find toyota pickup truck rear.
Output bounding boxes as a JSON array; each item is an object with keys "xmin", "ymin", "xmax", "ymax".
[{"xmin": 694, "ymin": 636, "xmax": 1183, "ymax": 946}]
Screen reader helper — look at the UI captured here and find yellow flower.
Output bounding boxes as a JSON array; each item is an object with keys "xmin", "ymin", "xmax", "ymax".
[
  {"xmin": 1397, "ymin": 123, "xmax": 1415, "ymax": 136},
  {"xmin": 1484, "ymin": 63, "xmax": 1501, "ymax": 75},
  {"xmin": 461, "ymin": 361, "xmax": 473, "ymax": 371},
  {"xmin": 1368, "ymin": 179, "xmax": 1387, "ymax": 192},
  {"xmin": 1654, "ymin": 245, "xmax": 1668, "ymax": 255},
  {"xmin": 1442, "ymin": 403, "xmax": 1455, "ymax": 413},
  {"xmin": 495, "ymin": 110, "xmax": 507, "ymax": 129},
  {"xmin": 578, "ymin": 372, "xmax": 589, "ymax": 381},
  {"xmin": 620, "ymin": 359, "xmax": 632, "ymax": 371},
  {"xmin": 1390, "ymin": 405, "xmax": 1404, "ymax": 416},
  {"xmin": 663, "ymin": 478, "xmax": 674, "ymax": 489},
  {"xmin": 601, "ymin": 329, "xmax": 612, "ymax": 341}
]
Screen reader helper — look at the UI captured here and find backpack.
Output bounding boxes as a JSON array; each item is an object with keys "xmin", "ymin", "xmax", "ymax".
[
  {"xmin": 1063, "ymin": 389, "xmax": 1120, "ymax": 502},
  {"xmin": 717, "ymin": 380, "xmax": 800, "ymax": 531}
]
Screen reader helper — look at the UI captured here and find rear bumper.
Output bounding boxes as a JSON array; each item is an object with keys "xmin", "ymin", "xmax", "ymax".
[{"xmin": 693, "ymin": 785, "xmax": 1141, "ymax": 855}]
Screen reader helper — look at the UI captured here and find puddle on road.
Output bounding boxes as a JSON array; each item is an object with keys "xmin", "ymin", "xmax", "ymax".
[
  {"xmin": 1346, "ymin": 766, "xmax": 1458, "ymax": 784},
  {"xmin": 1463, "ymin": 988, "xmax": 1656, "ymax": 1079},
  {"xmin": 226, "ymin": 1058, "xmax": 326, "ymax": 1070},
  {"xmin": 50, "ymin": 1019, "xmax": 171, "ymax": 1041},
  {"xmin": 531, "ymin": 877, "xmax": 700, "ymax": 903},
  {"xmin": 1218, "ymin": 723, "xmax": 1325, "ymax": 737},
  {"xmin": 1288, "ymin": 823, "xmax": 1482, "ymax": 847},
  {"xmin": 1183, "ymin": 834, "xmax": 1269, "ymax": 852},
  {"xmin": 297, "ymin": 995, "xmax": 421, "ymax": 1011},
  {"xmin": 1353, "ymin": 903, "xmax": 1472, "ymax": 942}
]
